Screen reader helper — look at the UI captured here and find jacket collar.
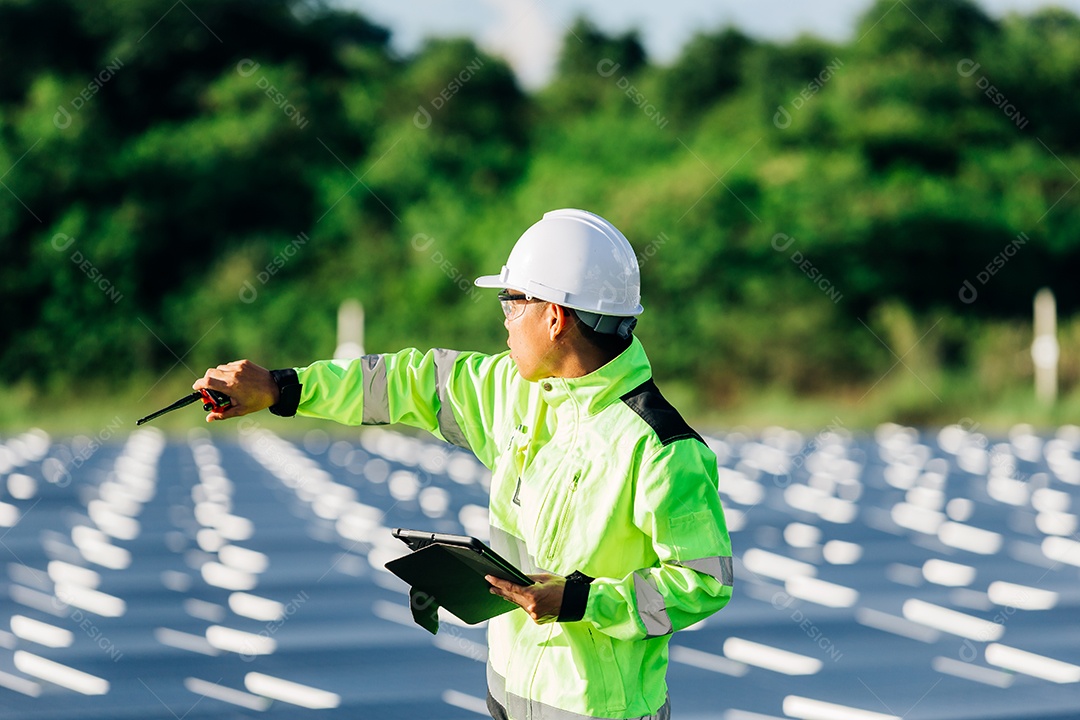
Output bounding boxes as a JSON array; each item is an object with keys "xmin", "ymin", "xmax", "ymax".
[{"xmin": 536, "ymin": 336, "xmax": 652, "ymax": 416}]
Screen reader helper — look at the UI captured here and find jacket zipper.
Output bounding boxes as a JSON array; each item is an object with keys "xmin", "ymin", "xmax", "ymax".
[{"xmin": 547, "ymin": 470, "xmax": 581, "ymax": 560}]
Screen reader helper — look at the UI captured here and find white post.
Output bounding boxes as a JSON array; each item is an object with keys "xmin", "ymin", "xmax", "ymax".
[
  {"xmin": 1031, "ymin": 288, "xmax": 1058, "ymax": 404},
  {"xmin": 335, "ymin": 299, "xmax": 365, "ymax": 359}
]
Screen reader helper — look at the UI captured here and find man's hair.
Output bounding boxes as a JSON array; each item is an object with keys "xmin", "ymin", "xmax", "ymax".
[{"xmin": 566, "ymin": 308, "xmax": 632, "ymax": 360}]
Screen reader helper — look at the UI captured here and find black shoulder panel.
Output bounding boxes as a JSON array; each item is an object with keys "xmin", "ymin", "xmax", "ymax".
[{"xmin": 620, "ymin": 379, "xmax": 705, "ymax": 447}]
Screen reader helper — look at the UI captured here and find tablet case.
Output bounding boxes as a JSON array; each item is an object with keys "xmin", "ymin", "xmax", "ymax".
[{"xmin": 385, "ymin": 540, "xmax": 531, "ymax": 634}]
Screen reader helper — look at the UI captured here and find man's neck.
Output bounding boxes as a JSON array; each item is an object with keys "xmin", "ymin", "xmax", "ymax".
[{"xmin": 548, "ymin": 342, "xmax": 613, "ymax": 380}]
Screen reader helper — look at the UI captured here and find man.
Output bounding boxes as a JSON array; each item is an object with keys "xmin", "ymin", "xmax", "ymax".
[{"xmin": 195, "ymin": 208, "xmax": 733, "ymax": 720}]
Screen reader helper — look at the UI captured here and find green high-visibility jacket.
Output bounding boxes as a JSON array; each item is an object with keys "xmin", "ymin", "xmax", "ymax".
[{"xmin": 294, "ymin": 336, "xmax": 733, "ymax": 719}]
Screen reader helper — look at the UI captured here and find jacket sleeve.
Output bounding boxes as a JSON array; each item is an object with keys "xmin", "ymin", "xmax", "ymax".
[
  {"xmin": 580, "ymin": 440, "xmax": 733, "ymax": 641},
  {"xmin": 293, "ymin": 348, "xmax": 514, "ymax": 469}
]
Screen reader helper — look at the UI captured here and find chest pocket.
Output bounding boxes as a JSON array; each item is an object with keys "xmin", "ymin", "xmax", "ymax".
[
  {"xmin": 525, "ymin": 446, "xmax": 589, "ymax": 567},
  {"xmin": 499, "ymin": 417, "xmax": 549, "ymax": 533},
  {"xmin": 537, "ymin": 468, "xmax": 581, "ymax": 563},
  {"xmin": 506, "ymin": 423, "xmax": 532, "ymax": 480}
]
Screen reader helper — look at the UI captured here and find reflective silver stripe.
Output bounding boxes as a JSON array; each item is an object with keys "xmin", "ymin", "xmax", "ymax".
[
  {"xmin": 360, "ymin": 354, "xmax": 390, "ymax": 425},
  {"xmin": 487, "ymin": 662, "xmax": 506, "ymax": 707},
  {"xmin": 633, "ymin": 572, "xmax": 673, "ymax": 638},
  {"xmin": 489, "ymin": 525, "xmax": 550, "ymax": 575},
  {"xmin": 488, "ymin": 664, "xmax": 670, "ymax": 720},
  {"xmin": 433, "ymin": 348, "xmax": 471, "ymax": 450},
  {"xmin": 676, "ymin": 555, "xmax": 734, "ymax": 587}
]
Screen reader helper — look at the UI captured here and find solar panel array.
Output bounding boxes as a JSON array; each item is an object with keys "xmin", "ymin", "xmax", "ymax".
[{"xmin": 1, "ymin": 420, "xmax": 1078, "ymax": 719}]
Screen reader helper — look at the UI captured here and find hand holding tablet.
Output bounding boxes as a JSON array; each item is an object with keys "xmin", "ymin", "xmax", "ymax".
[{"xmin": 385, "ymin": 528, "xmax": 535, "ymax": 633}]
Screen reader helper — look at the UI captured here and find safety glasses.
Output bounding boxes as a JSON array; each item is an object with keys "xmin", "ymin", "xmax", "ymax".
[{"xmin": 497, "ymin": 291, "xmax": 536, "ymax": 321}]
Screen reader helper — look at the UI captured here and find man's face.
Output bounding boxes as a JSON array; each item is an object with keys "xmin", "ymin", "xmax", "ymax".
[{"xmin": 502, "ymin": 289, "xmax": 553, "ymax": 382}]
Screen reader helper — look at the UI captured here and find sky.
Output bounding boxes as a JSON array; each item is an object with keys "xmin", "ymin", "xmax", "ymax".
[{"xmin": 339, "ymin": 0, "xmax": 1080, "ymax": 88}]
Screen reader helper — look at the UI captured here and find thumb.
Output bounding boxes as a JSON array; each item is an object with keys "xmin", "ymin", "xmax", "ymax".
[{"xmin": 486, "ymin": 575, "xmax": 516, "ymax": 590}]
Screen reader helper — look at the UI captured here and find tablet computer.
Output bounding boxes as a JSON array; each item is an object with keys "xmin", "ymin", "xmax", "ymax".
[
  {"xmin": 386, "ymin": 528, "xmax": 536, "ymax": 626},
  {"xmin": 391, "ymin": 528, "xmax": 534, "ymax": 586}
]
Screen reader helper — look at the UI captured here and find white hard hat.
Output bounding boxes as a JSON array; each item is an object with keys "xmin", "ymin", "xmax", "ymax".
[{"xmin": 474, "ymin": 209, "xmax": 643, "ymax": 335}]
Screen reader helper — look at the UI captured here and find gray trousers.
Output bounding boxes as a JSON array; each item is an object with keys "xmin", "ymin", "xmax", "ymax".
[{"xmin": 487, "ymin": 692, "xmax": 510, "ymax": 720}]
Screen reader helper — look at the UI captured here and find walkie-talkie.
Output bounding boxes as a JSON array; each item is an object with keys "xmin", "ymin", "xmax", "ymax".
[{"xmin": 136, "ymin": 389, "xmax": 233, "ymax": 426}]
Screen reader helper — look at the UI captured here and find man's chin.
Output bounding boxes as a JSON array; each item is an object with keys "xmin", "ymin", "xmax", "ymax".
[{"xmin": 513, "ymin": 362, "xmax": 540, "ymax": 383}]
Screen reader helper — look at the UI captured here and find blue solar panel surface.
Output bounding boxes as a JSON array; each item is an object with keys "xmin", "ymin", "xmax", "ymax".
[{"xmin": 1, "ymin": 422, "xmax": 1078, "ymax": 720}]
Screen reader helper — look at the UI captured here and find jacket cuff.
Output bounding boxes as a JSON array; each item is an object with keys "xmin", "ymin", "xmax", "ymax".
[
  {"xmin": 557, "ymin": 571, "xmax": 593, "ymax": 623},
  {"xmin": 268, "ymin": 368, "xmax": 302, "ymax": 417}
]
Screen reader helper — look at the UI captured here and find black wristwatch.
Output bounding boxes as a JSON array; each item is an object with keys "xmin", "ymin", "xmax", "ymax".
[
  {"xmin": 557, "ymin": 570, "xmax": 594, "ymax": 623},
  {"xmin": 268, "ymin": 368, "xmax": 302, "ymax": 417}
]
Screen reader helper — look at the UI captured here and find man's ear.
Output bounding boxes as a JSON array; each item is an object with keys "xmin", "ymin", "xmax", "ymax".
[{"xmin": 548, "ymin": 304, "xmax": 569, "ymax": 342}]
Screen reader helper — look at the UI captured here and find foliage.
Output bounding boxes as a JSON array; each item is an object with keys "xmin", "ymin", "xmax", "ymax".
[{"xmin": 1, "ymin": 0, "xmax": 1077, "ymax": 425}]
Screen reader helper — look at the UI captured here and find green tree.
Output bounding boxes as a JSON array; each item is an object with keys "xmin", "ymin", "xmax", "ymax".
[
  {"xmin": 657, "ymin": 28, "xmax": 754, "ymax": 124},
  {"xmin": 543, "ymin": 17, "xmax": 647, "ymax": 116}
]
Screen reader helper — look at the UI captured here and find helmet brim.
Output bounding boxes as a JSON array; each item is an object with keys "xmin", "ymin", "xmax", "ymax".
[{"xmin": 473, "ymin": 274, "xmax": 505, "ymax": 289}]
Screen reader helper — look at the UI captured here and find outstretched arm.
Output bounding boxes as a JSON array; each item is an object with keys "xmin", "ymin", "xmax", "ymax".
[{"xmin": 192, "ymin": 349, "xmax": 517, "ymax": 469}]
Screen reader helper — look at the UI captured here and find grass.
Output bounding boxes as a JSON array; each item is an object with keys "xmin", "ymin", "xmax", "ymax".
[
  {"xmin": 4, "ymin": 367, "xmax": 1078, "ymax": 440},
  {"xmin": 682, "ymin": 374, "xmax": 1080, "ymax": 435},
  {"xmin": 0, "ymin": 376, "xmax": 358, "ymax": 440}
]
